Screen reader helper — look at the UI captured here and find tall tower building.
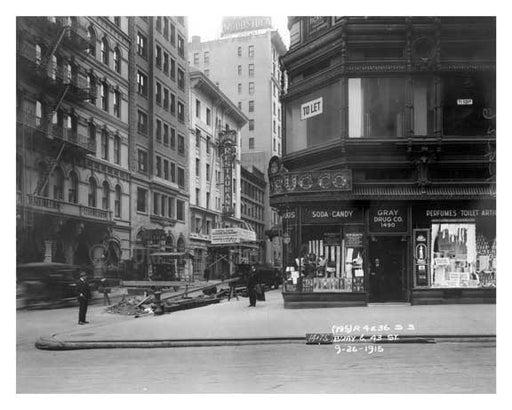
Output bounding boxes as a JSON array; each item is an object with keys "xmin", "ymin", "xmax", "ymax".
[
  {"xmin": 188, "ymin": 16, "xmax": 287, "ymax": 266},
  {"xmin": 128, "ymin": 17, "xmax": 191, "ymax": 279}
]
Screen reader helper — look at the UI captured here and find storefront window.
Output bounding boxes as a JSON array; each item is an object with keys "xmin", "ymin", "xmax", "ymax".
[{"xmin": 285, "ymin": 80, "xmax": 342, "ymax": 153}]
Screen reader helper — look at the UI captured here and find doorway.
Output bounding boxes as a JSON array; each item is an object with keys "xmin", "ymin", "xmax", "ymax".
[{"xmin": 368, "ymin": 236, "xmax": 406, "ymax": 302}]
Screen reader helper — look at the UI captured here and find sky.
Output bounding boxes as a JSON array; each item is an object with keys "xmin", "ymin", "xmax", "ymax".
[{"xmin": 188, "ymin": 15, "xmax": 290, "ymax": 48}]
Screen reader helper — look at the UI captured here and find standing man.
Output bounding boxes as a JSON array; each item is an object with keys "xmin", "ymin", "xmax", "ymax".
[
  {"xmin": 77, "ymin": 271, "xmax": 91, "ymax": 325},
  {"xmin": 247, "ymin": 266, "xmax": 258, "ymax": 307},
  {"xmin": 204, "ymin": 266, "xmax": 210, "ymax": 282}
]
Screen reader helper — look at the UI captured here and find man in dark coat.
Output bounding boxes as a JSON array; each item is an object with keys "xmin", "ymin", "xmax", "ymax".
[
  {"xmin": 77, "ymin": 271, "xmax": 92, "ymax": 324},
  {"xmin": 247, "ymin": 267, "xmax": 258, "ymax": 307}
]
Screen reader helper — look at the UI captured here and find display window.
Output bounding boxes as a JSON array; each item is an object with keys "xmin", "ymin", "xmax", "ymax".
[
  {"xmin": 284, "ymin": 225, "xmax": 365, "ymax": 293},
  {"xmin": 429, "ymin": 218, "xmax": 495, "ymax": 288}
]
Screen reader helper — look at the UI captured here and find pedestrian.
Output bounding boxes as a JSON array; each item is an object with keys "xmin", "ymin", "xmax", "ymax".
[
  {"xmin": 204, "ymin": 267, "xmax": 210, "ymax": 282},
  {"xmin": 100, "ymin": 278, "xmax": 111, "ymax": 306},
  {"xmin": 227, "ymin": 271, "xmax": 239, "ymax": 301},
  {"xmin": 247, "ymin": 267, "xmax": 258, "ymax": 307},
  {"xmin": 76, "ymin": 271, "xmax": 91, "ymax": 325},
  {"xmin": 370, "ymin": 258, "xmax": 383, "ymax": 301}
]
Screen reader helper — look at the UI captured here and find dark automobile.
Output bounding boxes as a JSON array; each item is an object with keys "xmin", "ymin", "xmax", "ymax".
[
  {"xmin": 235, "ymin": 263, "xmax": 283, "ymax": 290},
  {"xmin": 16, "ymin": 263, "xmax": 83, "ymax": 309}
]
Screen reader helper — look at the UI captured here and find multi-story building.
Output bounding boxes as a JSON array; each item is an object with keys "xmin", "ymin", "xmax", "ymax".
[
  {"xmin": 128, "ymin": 17, "xmax": 191, "ymax": 280},
  {"xmin": 270, "ymin": 17, "xmax": 496, "ymax": 307},
  {"xmin": 188, "ymin": 69, "xmax": 249, "ymax": 279},
  {"xmin": 16, "ymin": 17, "xmax": 131, "ymax": 274},
  {"xmin": 240, "ymin": 166, "xmax": 267, "ymax": 265},
  {"xmin": 188, "ymin": 16, "xmax": 287, "ymax": 266}
]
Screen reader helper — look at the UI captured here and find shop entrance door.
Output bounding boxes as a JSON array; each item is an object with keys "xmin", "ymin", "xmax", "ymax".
[{"xmin": 369, "ymin": 237, "xmax": 406, "ymax": 302}]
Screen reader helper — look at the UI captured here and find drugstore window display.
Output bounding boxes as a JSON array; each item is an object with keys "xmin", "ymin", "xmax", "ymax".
[
  {"xmin": 431, "ymin": 221, "xmax": 496, "ymax": 288},
  {"xmin": 284, "ymin": 227, "xmax": 365, "ymax": 293}
]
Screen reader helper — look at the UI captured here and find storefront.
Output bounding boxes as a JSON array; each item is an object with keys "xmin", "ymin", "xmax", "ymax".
[{"xmin": 281, "ymin": 201, "xmax": 496, "ymax": 308}]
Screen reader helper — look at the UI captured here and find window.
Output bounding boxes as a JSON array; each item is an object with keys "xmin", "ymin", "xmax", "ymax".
[
  {"xmin": 68, "ymin": 171, "xmax": 78, "ymax": 203},
  {"xmin": 206, "ymin": 164, "xmax": 210, "ymax": 181},
  {"xmin": 238, "ymin": 65, "xmax": 242, "ymax": 76},
  {"xmin": 156, "ymin": 155, "xmax": 162, "ymax": 177},
  {"xmin": 206, "ymin": 108, "xmax": 211, "ymax": 125},
  {"xmin": 178, "ymin": 35, "xmax": 185, "ymax": 58},
  {"xmin": 273, "ymin": 138, "xmax": 276, "ymax": 151},
  {"xmin": 101, "ymin": 130, "xmax": 109, "ymax": 160},
  {"xmin": 168, "ymin": 197, "xmax": 175, "ymax": 218},
  {"xmin": 137, "ymin": 149, "xmax": 148, "ymax": 172},
  {"xmin": 196, "ymin": 189, "xmax": 201, "ymax": 207},
  {"xmin": 170, "ymin": 58, "xmax": 176, "ymax": 81},
  {"xmin": 177, "ymin": 200, "xmax": 184, "ymax": 221},
  {"xmin": 194, "ymin": 53, "xmax": 199, "ymax": 65},
  {"xmin": 178, "ymin": 167, "xmax": 185, "ymax": 188},
  {"xmin": 249, "ymin": 119, "xmax": 254, "ymax": 131},
  {"xmin": 348, "ymin": 77, "xmax": 406, "ymax": 138},
  {"xmin": 249, "ymin": 82, "xmax": 255, "ymax": 94},
  {"xmin": 154, "ymin": 193, "xmax": 161, "ymax": 215},
  {"xmin": 273, "ymin": 84, "xmax": 277, "ymax": 97},
  {"xmin": 156, "ymin": 16, "xmax": 162, "ymax": 32},
  {"xmin": 88, "ymin": 178, "xmax": 97, "ymax": 207},
  {"xmin": 178, "ymin": 133, "xmax": 185, "ymax": 155},
  {"xmin": 52, "ymin": 167, "xmax": 64, "ymax": 200},
  {"xmin": 170, "ymin": 22, "xmax": 176, "ymax": 46},
  {"xmin": 161, "ymin": 195, "xmax": 166, "ymax": 216},
  {"xmin": 137, "ymin": 71, "xmax": 148, "ymax": 96},
  {"xmin": 137, "ymin": 110, "xmax": 148, "ymax": 134},
  {"xmin": 114, "ymin": 185, "xmax": 121, "ymax": 217},
  {"xmin": 278, "ymin": 142, "xmax": 281, "ymax": 155},
  {"xmin": 238, "ymin": 46, "xmax": 242, "ymax": 57},
  {"xmin": 248, "ymin": 64, "xmax": 254, "ymax": 77},
  {"xmin": 163, "ymin": 52, "xmax": 169, "ymax": 74},
  {"xmin": 170, "ymin": 93, "xmax": 175, "ymax": 114},
  {"xmin": 249, "ymin": 100, "xmax": 254, "ymax": 112},
  {"xmin": 273, "ymin": 120, "xmax": 276, "ymax": 133},
  {"xmin": 170, "ymin": 162, "xmax": 176, "ymax": 182},
  {"xmin": 273, "ymin": 102, "xmax": 276, "ymax": 115},
  {"xmin": 137, "ymin": 32, "xmax": 147, "ymax": 59},
  {"xmin": 163, "ymin": 88, "xmax": 169, "ymax": 110},
  {"xmin": 114, "ymin": 47, "xmax": 121, "ymax": 74},
  {"xmin": 113, "ymin": 90, "xmax": 121, "ymax": 118},
  {"xmin": 102, "ymin": 181, "xmax": 110, "ymax": 210},
  {"xmin": 206, "ymin": 193, "xmax": 211, "ymax": 210},
  {"xmin": 195, "ymin": 158, "xmax": 200, "ymax": 176},
  {"xmin": 278, "ymin": 125, "xmax": 281, "ymax": 138},
  {"xmin": 156, "ymin": 45, "xmax": 162, "ymax": 68},
  {"xmin": 195, "ymin": 100, "xmax": 201, "ymax": 119},
  {"xmin": 88, "ymin": 74, "xmax": 97, "ymax": 102},
  {"xmin": 249, "ymin": 137, "xmax": 255, "ymax": 149},
  {"xmin": 156, "ymin": 119, "xmax": 162, "ymax": 143},
  {"xmin": 114, "ymin": 135, "xmax": 121, "ymax": 164},
  {"xmin": 238, "ymin": 101, "xmax": 242, "ymax": 110},
  {"xmin": 101, "ymin": 82, "xmax": 109, "ymax": 111},
  {"xmin": 101, "ymin": 37, "xmax": 109, "ymax": 65},
  {"xmin": 170, "ymin": 127, "xmax": 176, "ymax": 149},
  {"xmin": 238, "ymin": 83, "xmax": 242, "ymax": 94},
  {"xmin": 163, "ymin": 159, "xmax": 169, "ymax": 180},
  {"xmin": 204, "ymin": 51, "xmax": 209, "ymax": 64},
  {"xmin": 248, "ymin": 45, "xmax": 254, "ymax": 58},
  {"xmin": 178, "ymin": 68, "xmax": 185, "ymax": 90},
  {"xmin": 88, "ymin": 123, "xmax": 96, "ymax": 154},
  {"xmin": 204, "ymin": 69, "xmax": 209, "ymax": 77},
  {"xmin": 88, "ymin": 26, "xmax": 96, "ymax": 57},
  {"xmin": 206, "ymin": 136, "xmax": 211, "ymax": 153},
  {"xmin": 177, "ymin": 101, "xmax": 185, "ymax": 123},
  {"xmin": 163, "ymin": 124, "xmax": 169, "ymax": 146},
  {"xmin": 195, "ymin": 128, "xmax": 201, "ymax": 147},
  {"xmin": 164, "ymin": 18, "xmax": 169, "ymax": 40},
  {"xmin": 137, "ymin": 187, "xmax": 147, "ymax": 213}
]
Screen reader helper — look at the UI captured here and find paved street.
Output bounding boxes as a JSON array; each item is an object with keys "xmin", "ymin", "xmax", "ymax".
[{"xmin": 17, "ymin": 304, "xmax": 495, "ymax": 393}]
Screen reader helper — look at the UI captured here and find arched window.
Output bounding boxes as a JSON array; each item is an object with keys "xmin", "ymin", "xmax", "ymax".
[
  {"xmin": 177, "ymin": 236, "xmax": 185, "ymax": 252},
  {"xmin": 68, "ymin": 171, "xmax": 78, "ymax": 203},
  {"xmin": 52, "ymin": 167, "xmax": 64, "ymax": 201},
  {"xmin": 88, "ymin": 26, "xmax": 96, "ymax": 57},
  {"xmin": 102, "ymin": 181, "xmax": 110, "ymax": 210},
  {"xmin": 114, "ymin": 185, "xmax": 122, "ymax": 218},
  {"xmin": 114, "ymin": 47, "xmax": 121, "ymax": 74},
  {"xmin": 101, "ymin": 82, "xmax": 109, "ymax": 111},
  {"xmin": 101, "ymin": 129, "xmax": 109, "ymax": 160},
  {"xmin": 114, "ymin": 135, "xmax": 121, "ymax": 164},
  {"xmin": 88, "ymin": 177, "xmax": 97, "ymax": 207},
  {"xmin": 101, "ymin": 37, "xmax": 109, "ymax": 65}
]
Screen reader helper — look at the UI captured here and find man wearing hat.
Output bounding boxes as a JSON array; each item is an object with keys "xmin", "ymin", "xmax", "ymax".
[{"xmin": 76, "ymin": 271, "xmax": 91, "ymax": 325}]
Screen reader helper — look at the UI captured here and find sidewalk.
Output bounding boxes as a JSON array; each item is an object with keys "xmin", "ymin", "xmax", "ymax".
[{"xmin": 35, "ymin": 289, "xmax": 496, "ymax": 350}]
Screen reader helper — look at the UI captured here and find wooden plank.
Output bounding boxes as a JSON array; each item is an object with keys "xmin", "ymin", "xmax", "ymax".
[
  {"xmin": 120, "ymin": 281, "xmax": 197, "ymax": 287},
  {"xmin": 161, "ymin": 278, "xmax": 239, "ymax": 301}
]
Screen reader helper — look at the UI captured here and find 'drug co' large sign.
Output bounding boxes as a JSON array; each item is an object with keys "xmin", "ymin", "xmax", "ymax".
[{"xmin": 369, "ymin": 206, "xmax": 408, "ymax": 233}]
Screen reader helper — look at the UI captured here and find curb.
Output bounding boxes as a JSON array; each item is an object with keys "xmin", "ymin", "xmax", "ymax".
[{"xmin": 35, "ymin": 334, "xmax": 496, "ymax": 351}]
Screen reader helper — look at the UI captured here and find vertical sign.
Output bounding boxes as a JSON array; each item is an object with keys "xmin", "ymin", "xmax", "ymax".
[
  {"xmin": 414, "ymin": 229, "xmax": 430, "ymax": 287},
  {"xmin": 219, "ymin": 131, "xmax": 237, "ymax": 217}
]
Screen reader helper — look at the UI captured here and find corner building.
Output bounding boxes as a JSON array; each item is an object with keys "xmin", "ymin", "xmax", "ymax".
[{"xmin": 270, "ymin": 17, "xmax": 496, "ymax": 307}]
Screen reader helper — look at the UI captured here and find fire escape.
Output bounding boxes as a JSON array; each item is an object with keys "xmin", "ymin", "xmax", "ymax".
[{"xmin": 17, "ymin": 17, "xmax": 94, "ymax": 231}]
